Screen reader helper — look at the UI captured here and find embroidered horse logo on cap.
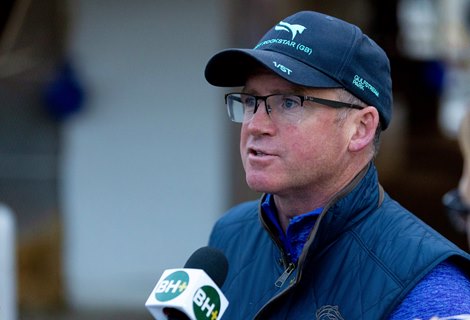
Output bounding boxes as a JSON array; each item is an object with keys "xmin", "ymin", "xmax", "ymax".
[{"xmin": 275, "ymin": 21, "xmax": 306, "ymax": 40}]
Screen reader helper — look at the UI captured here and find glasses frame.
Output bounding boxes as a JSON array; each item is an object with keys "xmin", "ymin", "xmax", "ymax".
[{"xmin": 224, "ymin": 92, "xmax": 364, "ymax": 123}]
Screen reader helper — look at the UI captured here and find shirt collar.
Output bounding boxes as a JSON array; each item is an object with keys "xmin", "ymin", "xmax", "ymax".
[{"xmin": 261, "ymin": 194, "xmax": 323, "ymax": 263}]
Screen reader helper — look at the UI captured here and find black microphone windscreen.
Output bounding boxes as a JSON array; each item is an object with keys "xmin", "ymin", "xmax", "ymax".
[{"xmin": 183, "ymin": 246, "xmax": 228, "ymax": 288}]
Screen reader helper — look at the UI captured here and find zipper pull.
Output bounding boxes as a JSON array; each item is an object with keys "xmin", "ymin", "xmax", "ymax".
[{"xmin": 275, "ymin": 262, "xmax": 296, "ymax": 287}]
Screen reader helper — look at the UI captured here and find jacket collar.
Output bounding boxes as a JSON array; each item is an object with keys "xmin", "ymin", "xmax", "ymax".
[
  {"xmin": 259, "ymin": 162, "xmax": 382, "ymax": 265},
  {"xmin": 308, "ymin": 162, "xmax": 382, "ymax": 257}
]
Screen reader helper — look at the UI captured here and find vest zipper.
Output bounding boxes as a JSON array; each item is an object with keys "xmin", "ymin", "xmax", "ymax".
[
  {"xmin": 275, "ymin": 262, "xmax": 296, "ymax": 287},
  {"xmin": 254, "ymin": 165, "xmax": 372, "ymax": 319}
]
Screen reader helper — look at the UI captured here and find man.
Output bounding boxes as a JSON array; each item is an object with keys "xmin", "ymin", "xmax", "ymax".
[
  {"xmin": 204, "ymin": 11, "xmax": 470, "ymax": 319},
  {"xmin": 443, "ymin": 109, "xmax": 470, "ymax": 249},
  {"xmin": 461, "ymin": 110, "xmax": 470, "ymax": 247}
]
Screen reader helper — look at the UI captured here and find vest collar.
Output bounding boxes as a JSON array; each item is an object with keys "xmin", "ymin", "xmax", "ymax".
[{"xmin": 259, "ymin": 162, "xmax": 383, "ymax": 267}]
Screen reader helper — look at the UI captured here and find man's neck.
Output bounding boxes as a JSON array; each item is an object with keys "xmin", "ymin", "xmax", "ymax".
[{"xmin": 273, "ymin": 162, "xmax": 370, "ymax": 232}]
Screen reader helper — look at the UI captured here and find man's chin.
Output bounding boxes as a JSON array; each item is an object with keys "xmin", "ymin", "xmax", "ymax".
[{"xmin": 246, "ymin": 176, "xmax": 279, "ymax": 194}]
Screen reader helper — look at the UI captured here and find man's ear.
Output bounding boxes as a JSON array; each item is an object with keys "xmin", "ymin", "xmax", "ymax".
[{"xmin": 348, "ymin": 106, "xmax": 380, "ymax": 152}]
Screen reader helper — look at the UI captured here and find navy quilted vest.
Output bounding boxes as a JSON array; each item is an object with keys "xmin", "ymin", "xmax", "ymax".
[{"xmin": 209, "ymin": 164, "xmax": 470, "ymax": 319}]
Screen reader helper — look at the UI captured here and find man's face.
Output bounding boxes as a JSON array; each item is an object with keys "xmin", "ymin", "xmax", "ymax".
[{"xmin": 240, "ymin": 71, "xmax": 355, "ymax": 198}]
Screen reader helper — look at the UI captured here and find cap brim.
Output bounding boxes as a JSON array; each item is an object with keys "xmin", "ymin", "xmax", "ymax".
[{"xmin": 204, "ymin": 48, "xmax": 341, "ymax": 88}]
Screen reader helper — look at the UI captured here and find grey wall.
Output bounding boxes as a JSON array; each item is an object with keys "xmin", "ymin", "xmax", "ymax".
[{"xmin": 63, "ymin": 0, "xmax": 230, "ymax": 309}]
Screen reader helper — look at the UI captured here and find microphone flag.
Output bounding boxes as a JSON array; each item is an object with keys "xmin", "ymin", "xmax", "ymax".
[{"xmin": 145, "ymin": 268, "xmax": 229, "ymax": 320}]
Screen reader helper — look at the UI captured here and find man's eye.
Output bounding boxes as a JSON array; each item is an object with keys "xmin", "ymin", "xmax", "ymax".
[
  {"xmin": 243, "ymin": 96, "xmax": 256, "ymax": 107},
  {"xmin": 282, "ymin": 97, "xmax": 300, "ymax": 110}
]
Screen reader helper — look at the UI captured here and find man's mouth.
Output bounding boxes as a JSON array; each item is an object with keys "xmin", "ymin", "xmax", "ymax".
[{"xmin": 249, "ymin": 148, "xmax": 273, "ymax": 157}]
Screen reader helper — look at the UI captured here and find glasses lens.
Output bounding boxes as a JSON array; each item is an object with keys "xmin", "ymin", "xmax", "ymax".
[
  {"xmin": 267, "ymin": 94, "xmax": 304, "ymax": 124},
  {"xmin": 226, "ymin": 94, "xmax": 257, "ymax": 123},
  {"xmin": 225, "ymin": 93, "xmax": 304, "ymax": 124},
  {"xmin": 226, "ymin": 94, "xmax": 244, "ymax": 122}
]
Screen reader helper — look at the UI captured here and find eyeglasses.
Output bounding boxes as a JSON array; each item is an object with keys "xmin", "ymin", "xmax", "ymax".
[
  {"xmin": 224, "ymin": 92, "xmax": 364, "ymax": 124},
  {"xmin": 442, "ymin": 189, "xmax": 470, "ymax": 234}
]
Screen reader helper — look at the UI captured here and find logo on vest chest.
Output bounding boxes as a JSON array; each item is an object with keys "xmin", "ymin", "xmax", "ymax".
[{"xmin": 316, "ymin": 305, "xmax": 344, "ymax": 320}]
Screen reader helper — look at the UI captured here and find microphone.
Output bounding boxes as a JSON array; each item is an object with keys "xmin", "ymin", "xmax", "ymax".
[{"xmin": 145, "ymin": 247, "xmax": 229, "ymax": 320}]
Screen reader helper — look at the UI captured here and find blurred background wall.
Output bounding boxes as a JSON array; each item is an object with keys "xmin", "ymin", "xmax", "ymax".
[
  {"xmin": 0, "ymin": 0, "xmax": 469, "ymax": 319},
  {"xmin": 62, "ymin": 0, "xmax": 230, "ymax": 312},
  {"xmin": 1, "ymin": 0, "xmax": 229, "ymax": 318}
]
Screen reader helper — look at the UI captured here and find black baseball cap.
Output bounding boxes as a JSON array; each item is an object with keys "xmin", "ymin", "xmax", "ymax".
[{"xmin": 205, "ymin": 11, "xmax": 393, "ymax": 130}]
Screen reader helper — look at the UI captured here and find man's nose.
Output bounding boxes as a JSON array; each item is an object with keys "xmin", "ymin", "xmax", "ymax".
[
  {"xmin": 253, "ymin": 98, "xmax": 272, "ymax": 118},
  {"xmin": 245, "ymin": 99, "xmax": 276, "ymax": 134}
]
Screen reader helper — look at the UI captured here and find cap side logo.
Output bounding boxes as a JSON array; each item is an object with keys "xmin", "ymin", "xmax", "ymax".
[
  {"xmin": 352, "ymin": 75, "xmax": 379, "ymax": 97},
  {"xmin": 275, "ymin": 21, "xmax": 306, "ymax": 40}
]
